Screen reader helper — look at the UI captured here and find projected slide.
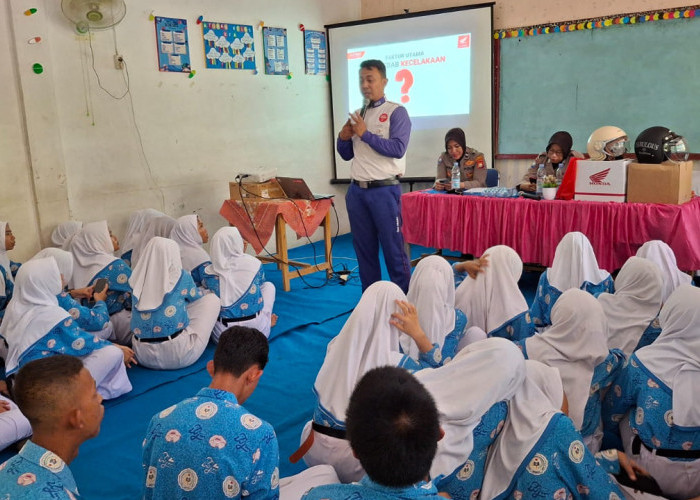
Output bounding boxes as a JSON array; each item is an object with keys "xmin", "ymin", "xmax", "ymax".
[{"xmin": 346, "ymin": 34, "xmax": 471, "ymax": 118}]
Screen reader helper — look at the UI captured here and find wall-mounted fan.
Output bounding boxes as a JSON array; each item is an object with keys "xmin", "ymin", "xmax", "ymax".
[{"xmin": 61, "ymin": 0, "xmax": 127, "ymax": 33}]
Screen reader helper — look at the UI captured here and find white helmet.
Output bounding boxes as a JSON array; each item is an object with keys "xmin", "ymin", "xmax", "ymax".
[{"xmin": 587, "ymin": 126, "xmax": 628, "ymax": 161}]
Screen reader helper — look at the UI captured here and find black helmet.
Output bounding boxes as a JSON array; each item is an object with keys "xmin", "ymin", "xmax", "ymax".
[{"xmin": 634, "ymin": 126, "xmax": 689, "ymax": 164}]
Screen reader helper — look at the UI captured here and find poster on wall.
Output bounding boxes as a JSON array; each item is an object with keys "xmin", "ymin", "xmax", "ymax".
[
  {"xmin": 155, "ymin": 17, "xmax": 191, "ymax": 72},
  {"xmin": 304, "ymin": 30, "xmax": 327, "ymax": 75},
  {"xmin": 202, "ymin": 21, "xmax": 256, "ymax": 70},
  {"xmin": 262, "ymin": 26, "xmax": 289, "ymax": 75}
]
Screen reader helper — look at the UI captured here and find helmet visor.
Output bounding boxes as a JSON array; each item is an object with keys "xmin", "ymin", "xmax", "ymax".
[{"xmin": 664, "ymin": 134, "xmax": 690, "ymax": 163}]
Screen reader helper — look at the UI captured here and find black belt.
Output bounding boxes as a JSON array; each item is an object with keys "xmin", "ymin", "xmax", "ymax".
[
  {"xmin": 134, "ymin": 329, "xmax": 184, "ymax": 344},
  {"xmin": 632, "ymin": 435, "xmax": 700, "ymax": 459},
  {"xmin": 220, "ymin": 312, "xmax": 258, "ymax": 325},
  {"xmin": 351, "ymin": 177, "xmax": 400, "ymax": 189},
  {"xmin": 312, "ymin": 422, "xmax": 347, "ymax": 440}
]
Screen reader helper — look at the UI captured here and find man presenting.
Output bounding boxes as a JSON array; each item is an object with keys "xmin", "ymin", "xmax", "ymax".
[{"xmin": 337, "ymin": 59, "xmax": 412, "ymax": 293}]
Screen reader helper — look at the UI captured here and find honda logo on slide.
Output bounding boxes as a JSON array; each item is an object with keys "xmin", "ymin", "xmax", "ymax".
[{"xmin": 589, "ymin": 168, "xmax": 611, "ymax": 186}]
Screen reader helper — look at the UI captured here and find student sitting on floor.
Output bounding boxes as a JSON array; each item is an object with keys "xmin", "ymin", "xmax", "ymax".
[
  {"xmin": 129, "ymin": 237, "xmax": 220, "ymax": 370},
  {"xmin": 120, "ymin": 209, "xmax": 164, "ymax": 267},
  {"xmin": 50, "ymin": 220, "xmax": 82, "ymax": 250},
  {"xmin": 529, "ymin": 231, "xmax": 613, "ymax": 327},
  {"xmin": 480, "ymin": 360, "xmax": 625, "ymax": 499},
  {"xmin": 516, "ymin": 289, "xmax": 622, "ymax": 452},
  {"xmin": 415, "ymin": 338, "xmax": 526, "ymax": 500},
  {"xmin": 0, "ymin": 258, "xmax": 134, "ymax": 400},
  {"xmin": 170, "ymin": 214, "xmax": 211, "ymax": 287},
  {"xmin": 294, "ymin": 281, "xmax": 440, "ymax": 483},
  {"xmin": 455, "ymin": 245, "xmax": 535, "ymax": 343},
  {"xmin": 598, "ymin": 256, "xmax": 663, "ymax": 357},
  {"xmin": 0, "ymin": 355, "xmax": 105, "ymax": 498},
  {"xmin": 0, "ymin": 221, "xmax": 21, "ymax": 322},
  {"xmin": 141, "ymin": 326, "xmax": 279, "ymax": 500},
  {"xmin": 203, "ymin": 227, "xmax": 276, "ymax": 340},
  {"xmin": 302, "ymin": 365, "xmax": 445, "ymax": 500},
  {"xmin": 32, "ymin": 248, "xmax": 112, "ymax": 339},
  {"xmin": 69, "ymin": 220, "xmax": 133, "ymax": 345}
]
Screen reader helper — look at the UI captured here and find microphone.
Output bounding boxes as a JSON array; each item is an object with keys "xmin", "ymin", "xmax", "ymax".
[{"xmin": 360, "ymin": 97, "xmax": 370, "ymax": 119}]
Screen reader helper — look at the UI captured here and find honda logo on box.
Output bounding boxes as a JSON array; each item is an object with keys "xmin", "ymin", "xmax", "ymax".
[{"xmin": 589, "ymin": 168, "xmax": 611, "ymax": 186}]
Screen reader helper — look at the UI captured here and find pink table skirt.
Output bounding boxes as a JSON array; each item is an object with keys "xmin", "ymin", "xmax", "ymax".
[{"xmin": 401, "ymin": 191, "xmax": 700, "ymax": 272}]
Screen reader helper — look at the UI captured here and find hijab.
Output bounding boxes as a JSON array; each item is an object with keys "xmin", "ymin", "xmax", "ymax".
[
  {"xmin": 170, "ymin": 215, "xmax": 210, "ymax": 272},
  {"xmin": 205, "ymin": 227, "xmax": 260, "ymax": 307},
  {"xmin": 402, "ymin": 256, "xmax": 455, "ymax": 360},
  {"xmin": 130, "ymin": 215, "xmax": 176, "ymax": 268},
  {"xmin": 547, "ymin": 232, "xmax": 610, "ymax": 291},
  {"xmin": 50, "ymin": 221, "xmax": 83, "ymax": 250},
  {"xmin": 69, "ymin": 221, "xmax": 118, "ymax": 288},
  {"xmin": 445, "ymin": 128, "xmax": 467, "ymax": 159},
  {"xmin": 481, "ymin": 360, "xmax": 565, "ymax": 499},
  {"xmin": 636, "ymin": 285, "xmax": 700, "ymax": 427},
  {"xmin": 598, "ymin": 257, "xmax": 662, "ymax": 356},
  {"xmin": 455, "ymin": 245, "xmax": 528, "ymax": 334},
  {"xmin": 415, "ymin": 338, "xmax": 526, "ymax": 478},
  {"xmin": 547, "ymin": 131, "xmax": 573, "ymax": 160},
  {"xmin": 129, "ymin": 237, "xmax": 182, "ymax": 311},
  {"xmin": 525, "ymin": 289, "xmax": 609, "ymax": 429},
  {"xmin": 313, "ymin": 281, "xmax": 410, "ymax": 423},
  {"xmin": 121, "ymin": 209, "xmax": 164, "ymax": 256},
  {"xmin": 636, "ymin": 240, "xmax": 692, "ymax": 303},
  {"xmin": 0, "ymin": 258, "xmax": 70, "ymax": 374},
  {"xmin": 31, "ymin": 248, "xmax": 74, "ymax": 286}
]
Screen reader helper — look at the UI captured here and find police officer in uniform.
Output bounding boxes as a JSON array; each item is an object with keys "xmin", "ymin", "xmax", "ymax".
[
  {"xmin": 434, "ymin": 127, "xmax": 487, "ymax": 190},
  {"xmin": 337, "ymin": 59, "xmax": 412, "ymax": 293}
]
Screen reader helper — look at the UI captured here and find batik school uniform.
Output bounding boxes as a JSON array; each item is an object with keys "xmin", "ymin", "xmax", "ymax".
[
  {"xmin": 57, "ymin": 291, "xmax": 111, "ymax": 335},
  {"xmin": 581, "ymin": 349, "xmax": 624, "ymax": 452},
  {"xmin": 0, "ymin": 258, "xmax": 131, "ymax": 400},
  {"xmin": 414, "ymin": 338, "xmax": 525, "ymax": 500},
  {"xmin": 603, "ymin": 287, "xmax": 700, "ymax": 500},
  {"xmin": 436, "ymin": 148, "xmax": 487, "ymax": 189},
  {"xmin": 599, "ymin": 257, "xmax": 663, "ymax": 357},
  {"xmin": 0, "ymin": 440, "xmax": 81, "ymax": 499},
  {"xmin": 635, "ymin": 317, "xmax": 661, "ymax": 351},
  {"xmin": 481, "ymin": 361, "xmax": 624, "ymax": 500},
  {"xmin": 170, "ymin": 214, "xmax": 211, "ymax": 287},
  {"xmin": 130, "ymin": 237, "xmax": 219, "ymax": 371},
  {"xmin": 404, "ymin": 256, "xmax": 467, "ymax": 366},
  {"xmin": 297, "ymin": 282, "xmax": 439, "ymax": 483},
  {"xmin": 455, "ymin": 245, "xmax": 536, "ymax": 346},
  {"xmin": 529, "ymin": 231, "xmax": 613, "ymax": 328},
  {"xmin": 0, "ymin": 394, "xmax": 31, "ymax": 452},
  {"xmin": 303, "ymin": 476, "xmax": 443, "ymax": 500}
]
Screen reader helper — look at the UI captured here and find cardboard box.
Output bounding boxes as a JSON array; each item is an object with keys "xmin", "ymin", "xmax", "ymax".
[
  {"xmin": 574, "ymin": 159, "xmax": 630, "ymax": 202},
  {"xmin": 626, "ymin": 160, "xmax": 693, "ymax": 205},
  {"xmin": 229, "ymin": 178, "xmax": 285, "ymax": 201}
]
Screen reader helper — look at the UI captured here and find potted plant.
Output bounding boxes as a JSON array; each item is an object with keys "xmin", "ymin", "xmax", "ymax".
[{"xmin": 541, "ymin": 175, "xmax": 558, "ymax": 200}]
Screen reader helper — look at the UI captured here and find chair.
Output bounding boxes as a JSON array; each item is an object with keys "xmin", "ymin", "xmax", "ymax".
[{"xmin": 485, "ymin": 168, "xmax": 499, "ymax": 187}]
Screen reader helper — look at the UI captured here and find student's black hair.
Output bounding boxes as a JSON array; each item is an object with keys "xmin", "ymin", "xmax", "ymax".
[
  {"xmin": 213, "ymin": 326, "xmax": 269, "ymax": 376},
  {"xmin": 346, "ymin": 366, "xmax": 440, "ymax": 488},
  {"xmin": 360, "ymin": 59, "xmax": 387, "ymax": 79},
  {"xmin": 14, "ymin": 355, "xmax": 84, "ymax": 427}
]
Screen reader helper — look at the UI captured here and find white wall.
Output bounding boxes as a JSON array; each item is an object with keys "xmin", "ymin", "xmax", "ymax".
[{"xmin": 1, "ymin": 0, "xmax": 360, "ymax": 260}]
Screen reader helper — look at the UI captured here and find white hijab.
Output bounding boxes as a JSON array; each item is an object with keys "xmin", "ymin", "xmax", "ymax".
[
  {"xmin": 636, "ymin": 285, "xmax": 700, "ymax": 428},
  {"xmin": 455, "ymin": 245, "xmax": 528, "ymax": 333},
  {"xmin": 636, "ymin": 240, "xmax": 691, "ymax": 303},
  {"xmin": 205, "ymin": 227, "xmax": 260, "ymax": 307},
  {"xmin": 69, "ymin": 221, "xmax": 118, "ymax": 288},
  {"xmin": 548, "ymin": 232, "xmax": 610, "ymax": 291},
  {"xmin": 129, "ymin": 237, "xmax": 182, "ymax": 311},
  {"xmin": 31, "ymin": 248, "xmax": 74, "ymax": 286},
  {"xmin": 599, "ymin": 257, "xmax": 663, "ymax": 356},
  {"xmin": 481, "ymin": 360, "xmax": 564, "ymax": 499},
  {"xmin": 0, "ymin": 221, "xmax": 12, "ymax": 296},
  {"xmin": 170, "ymin": 215, "xmax": 210, "ymax": 272},
  {"xmin": 415, "ymin": 338, "xmax": 526, "ymax": 478},
  {"xmin": 130, "ymin": 215, "xmax": 176, "ymax": 268},
  {"xmin": 313, "ymin": 281, "xmax": 410, "ymax": 423},
  {"xmin": 50, "ymin": 221, "xmax": 83, "ymax": 250},
  {"xmin": 403, "ymin": 256, "xmax": 456, "ymax": 360},
  {"xmin": 121, "ymin": 209, "xmax": 163, "ymax": 256},
  {"xmin": 525, "ymin": 289, "xmax": 609, "ymax": 429},
  {"xmin": 0, "ymin": 258, "xmax": 70, "ymax": 374}
]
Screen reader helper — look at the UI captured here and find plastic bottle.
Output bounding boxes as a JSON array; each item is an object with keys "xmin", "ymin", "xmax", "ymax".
[
  {"xmin": 536, "ymin": 163, "xmax": 546, "ymax": 195},
  {"xmin": 451, "ymin": 161, "xmax": 461, "ymax": 191},
  {"xmin": 555, "ymin": 165, "xmax": 565, "ymax": 186}
]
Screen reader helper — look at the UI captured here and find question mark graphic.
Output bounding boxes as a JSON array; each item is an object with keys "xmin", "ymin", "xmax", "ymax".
[{"xmin": 394, "ymin": 69, "xmax": 414, "ymax": 104}]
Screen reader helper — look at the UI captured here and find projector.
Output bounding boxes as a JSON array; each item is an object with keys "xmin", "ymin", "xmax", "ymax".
[{"xmin": 237, "ymin": 167, "xmax": 277, "ymax": 184}]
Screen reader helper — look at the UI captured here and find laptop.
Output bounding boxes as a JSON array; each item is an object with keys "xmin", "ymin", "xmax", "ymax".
[{"xmin": 276, "ymin": 177, "xmax": 334, "ymax": 200}]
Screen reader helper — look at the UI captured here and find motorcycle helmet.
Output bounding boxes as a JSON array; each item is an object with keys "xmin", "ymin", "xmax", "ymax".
[
  {"xmin": 587, "ymin": 126, "xmax": 628, "ymax": 160},
  {"xmin": 634, "ymin": 126, "xmax": 689, "ymax": 164}
]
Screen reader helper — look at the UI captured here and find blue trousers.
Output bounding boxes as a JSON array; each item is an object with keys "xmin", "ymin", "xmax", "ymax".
[{"xmin": 346, "ymin": 183, "xmax": 411, "ymax": 293}]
